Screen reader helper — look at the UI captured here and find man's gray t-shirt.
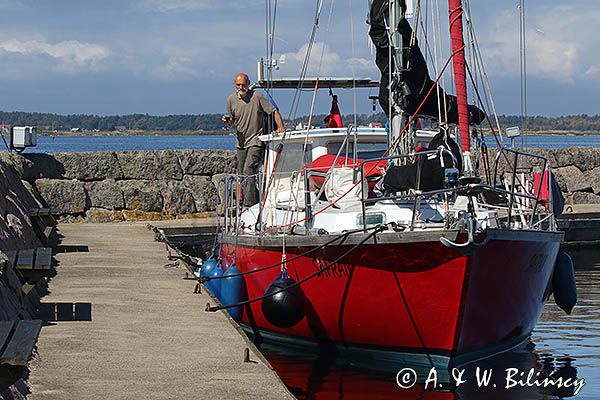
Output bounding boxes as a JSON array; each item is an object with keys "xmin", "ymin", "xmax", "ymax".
[{"xmin": 227, "ymin": 90, "xmax": 275, "ymax": 149}]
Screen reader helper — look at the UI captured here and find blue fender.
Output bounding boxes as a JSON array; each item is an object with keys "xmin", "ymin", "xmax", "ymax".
[
  {"xmin": 552, "ymin": 250, "xmax": 577, "ymax": 315},
  {"xmin": 201, "ymin": 257, "xmax": 223, "ymax": 299},
  {"xmin": 220, "ymin": 263, "xmax": 245, "ymax": 322}
]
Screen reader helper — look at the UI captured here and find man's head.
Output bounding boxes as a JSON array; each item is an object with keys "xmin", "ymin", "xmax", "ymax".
[{"xmin": 234, "ymin": 73, "xmax": 250, "ymax": 98}]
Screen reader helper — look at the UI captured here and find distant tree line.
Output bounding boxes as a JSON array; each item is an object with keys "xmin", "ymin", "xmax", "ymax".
[
  {"xmin": 1, "ymin": 110, "xmax": 600, "ymax": 132},
  {"xmin": 496, "ymin": 115, "xmax": 600, "ymax": 132},
  {"xmin": 287, "ymin": 113, "xmax": 600, "ymax": 132},
  {"xmin": 0, "ymin": 111, "xmax": 226, "ymax": 132}
]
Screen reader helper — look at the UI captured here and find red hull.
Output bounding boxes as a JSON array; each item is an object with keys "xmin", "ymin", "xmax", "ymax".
[{"xmin": 220, "ymin": 230, "xmax": 560, "ymax": 364}]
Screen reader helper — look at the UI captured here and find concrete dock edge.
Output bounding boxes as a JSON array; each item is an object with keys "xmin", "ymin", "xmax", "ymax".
[{"xmin": 27, "ymin": 222, "xmax": 293, "ymax": 400}]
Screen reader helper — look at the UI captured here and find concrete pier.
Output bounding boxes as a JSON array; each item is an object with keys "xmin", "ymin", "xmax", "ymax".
[{"xmin": 28, "ymin": 222, "xmax": 292, "ymax": 400}]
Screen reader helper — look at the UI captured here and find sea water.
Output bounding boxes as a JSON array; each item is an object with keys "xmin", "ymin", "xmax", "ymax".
[
  {"xmin": 260, "ymin": 247, "xmax": 600, "ymax": 399},
  {"xmin": 12, "ymin": 134, "xmax": 600, "ymax": 154}
]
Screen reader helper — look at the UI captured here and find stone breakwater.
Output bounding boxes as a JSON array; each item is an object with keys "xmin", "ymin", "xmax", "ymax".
[
  {"xmin": 0, "ymin": 147, "xmax": 600, "ymax": 224},
  {"xmin": 0, "ymin": 154, "xmax": 46, "ymax": 397},
  {"xmin": 4, "ymin": 150, "xmax": 236, "ymax": 222},
  {"xmin": 0, "ymin": 155, "xmax": 41, "ymax": 315},
  {"xmin": 509, "ymin": 147, "xmax": 600, "ymax": 205}
]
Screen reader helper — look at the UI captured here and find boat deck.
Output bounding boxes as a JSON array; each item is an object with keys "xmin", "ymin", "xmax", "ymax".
[
  {"xmin": 151, "ymin": 205, "xmax": 600, "ymax": 248},
  {"xmin": 28, "ymin": 222, "xmax": 292, "ymax": 400}
]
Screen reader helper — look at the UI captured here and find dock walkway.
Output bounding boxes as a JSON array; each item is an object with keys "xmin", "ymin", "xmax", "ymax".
[{"xmin": 28, "ymin": 222, "xmax": 292, "ymax": 400}]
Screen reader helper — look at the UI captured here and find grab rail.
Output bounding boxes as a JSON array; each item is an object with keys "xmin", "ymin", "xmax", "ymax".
[
  {"xmin": 492, "ymin": 147, "xmax": 552, "ymax": 229},
  {"xmin": 216, "ymin": 147, "xmax": 556, "ymax": 235},
  {"xmin": 357, "ymin": 147, "xmax": 555, "ymax": 232}
]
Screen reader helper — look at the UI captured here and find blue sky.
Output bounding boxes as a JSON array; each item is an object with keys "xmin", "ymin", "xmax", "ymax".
[{"xmin": 0, "ymin": 0, "xmax": 598, "ymax": 118}]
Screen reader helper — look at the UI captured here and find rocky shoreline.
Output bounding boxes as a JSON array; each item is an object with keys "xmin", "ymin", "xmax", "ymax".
[{"xmin": 0, "ymin": 156, "xmax": 48, "ymax": 399}]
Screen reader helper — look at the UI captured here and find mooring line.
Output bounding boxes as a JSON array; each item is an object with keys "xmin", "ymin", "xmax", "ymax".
[
  {"xmin": 205, "ymin": 225, "xmax": 384, "ymax": 313},
  {"xmin": 201, "ymin": 225, "xmax": 381, "ymax": 282}
]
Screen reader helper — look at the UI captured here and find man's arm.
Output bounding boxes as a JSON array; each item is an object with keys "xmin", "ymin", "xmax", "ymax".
[
  {"xmin": 273, "ymin": 109, "xmax": 285, "ymax": 133},
  {"xmin": 223, "ymin": 97, "xmax": 234, "ymax": 126}
]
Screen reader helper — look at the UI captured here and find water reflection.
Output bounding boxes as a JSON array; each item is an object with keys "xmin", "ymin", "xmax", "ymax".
[{"xmin": 260, "ymin": 247, "xmax": 599, "ymax": 399}]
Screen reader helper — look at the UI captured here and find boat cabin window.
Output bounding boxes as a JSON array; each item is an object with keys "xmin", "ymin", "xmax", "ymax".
[
  {"xmin": 275, "ymin": 143, "xmax": 312, "ymax": 175},
  {"xmin": 327, "ymin": 141, "xmax": 387, "ymax": 160},
  {"xmin": 269, "ymin": 142, "xmax": 312, "ymax": 194}
]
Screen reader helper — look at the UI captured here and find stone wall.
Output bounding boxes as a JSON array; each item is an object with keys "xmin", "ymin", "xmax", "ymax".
[
  {"xmin": 0, "ymin": 152, "xmax": 44, "ymax": 321},
  {"xmin": 3, "ymin": 147, "xmax": 600, "ymax": 224},
  {"xmin": 0, "ymin": 155, "xmax": 44, "ymax": 373},
  {"xmin": 517, "ymin": 148, "xmax": 600, "ymax": 205},
  {"xmin": 6, "ymin": 150, "xmax": 236, "ymax": 222}
]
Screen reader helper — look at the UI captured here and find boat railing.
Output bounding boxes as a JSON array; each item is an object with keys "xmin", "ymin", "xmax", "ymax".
[
  {"xmin": 491, "ymin": 147, "xmax": 556, "ymax": 230},
  {"xmin": 216, "ymin": 172, "xmax": 264, "ymax": 235},
  {"xmin": 358, "ymin": 149, "xmax": 458, "ymax": 232},
  {"xmin": 215, "ymin": 147, "xmax": 556, "ymax": 235},
  {"xmin": 357, "ymin": 148, "xmax": 556, "ymax": 232}
]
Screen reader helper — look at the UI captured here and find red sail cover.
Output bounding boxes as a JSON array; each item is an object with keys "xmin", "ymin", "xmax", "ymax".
[
  {"xmin": 448, "ymin": 0, "xmax": 471, "ymax": 151},
  {"xmin": 303, "ymin": 155, "xmax": 387, "ymax": 195}
]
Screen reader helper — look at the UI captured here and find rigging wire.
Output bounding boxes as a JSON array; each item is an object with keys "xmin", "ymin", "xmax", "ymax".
[
  {"xmin": 274, "ymin": 0, "xmax": 336, "ymax": 233},
  {"xmin": 429, "ymin": 0, "xmax": 444, "ymax": 124},
  {"xmin": 434, "ymin": 0, "xmax": 449, "ymax": 123},
  {"xmin": 519, "ymin": 0, "xmax": 528, "ymax": 148},
  {"xmin": 265, "ymin": 0, "xmax": 271, "ymax": 89},
  {"xmin": 270, "ymin": 0, "xmax": 278, "ymax": 90},
  {"xmin": 459, "ymin": 0, "xmax": 521, "ymax": 180},
  {"xmin": 462, "ymin": 0, "xmax": 504, "ymax": 144},
  {"xmin": 262, "ymin": 0, "xmax": 325, "ymax": 233},
  {"xmin": 304, "ymin": 0, "xmax": 336, "ymax": 143}
]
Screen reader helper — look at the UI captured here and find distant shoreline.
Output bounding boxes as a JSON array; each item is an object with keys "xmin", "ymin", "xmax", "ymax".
[{"xmin": 38, "ymin": 130, "xmax": 232, "ymax": 137}]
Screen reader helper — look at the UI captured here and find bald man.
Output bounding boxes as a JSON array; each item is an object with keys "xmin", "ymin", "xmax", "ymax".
[{"xmin": 223, "ymin": 73, "xmax": 285, "ymax": 207}]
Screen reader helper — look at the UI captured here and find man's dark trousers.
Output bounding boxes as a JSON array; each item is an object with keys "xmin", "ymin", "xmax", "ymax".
[{"xmin": 236, "ymin": 145, "xmax": 264, "ymax": 207}]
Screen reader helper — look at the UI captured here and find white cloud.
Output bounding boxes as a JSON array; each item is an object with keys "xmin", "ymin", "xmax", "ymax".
[
  {"xmin": 586, "ymin": 65, "xmax": 600, "ymax": 79},
  {"xmin": 137, "ymin": 0, "xmax": 262, "ymax": 12},
  {"xmin": 151, "ymin": 56, "xmax": 199, "ymax": 79},
  {"xmin": 274, "ymin": 42, "xmax": 378, "ymax": 79},
  {"xmin": 0, "ymin": 38, "xmax": 109, "ymax": 70},
  {"xmin": 478, "ymin": 5, "xmax": 600, "ymax": 84}
]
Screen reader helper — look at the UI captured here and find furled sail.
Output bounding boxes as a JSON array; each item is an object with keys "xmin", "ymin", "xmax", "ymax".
[{"xmin": 368, "ymin": 0, "xmax": 485, "ymax": 125}]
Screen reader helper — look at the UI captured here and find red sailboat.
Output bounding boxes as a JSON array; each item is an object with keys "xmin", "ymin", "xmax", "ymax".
[{"xmin": 205, "ymin": 0, "xmax": 575, "ymax": 369}]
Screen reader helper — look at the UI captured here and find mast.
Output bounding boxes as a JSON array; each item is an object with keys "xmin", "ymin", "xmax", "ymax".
[
  {"xmin": 448, "ymin": 0, "xmax": 471, "ymax": 154},
  {"xmin": 388, "ymin": 0, "xmax": 408, "ymax": 160}
]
